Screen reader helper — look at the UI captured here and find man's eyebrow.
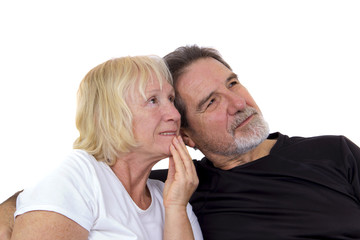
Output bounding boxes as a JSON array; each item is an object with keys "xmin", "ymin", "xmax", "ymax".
[
  {"xmin": 226, "ymin": 73, "xmax": 238, "ymax": 82},
  {"xmin": 196, "ymin": 73, "xmax": 238, "ymax": 112},
  {"xmin": 196, "ymin": 91, "xmax": 215, "ymax": 112}
]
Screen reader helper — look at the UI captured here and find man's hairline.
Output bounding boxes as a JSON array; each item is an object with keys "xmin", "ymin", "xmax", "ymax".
[{"xmin": 172, "ymin": 55, "xmax": 234, "ymax": 130}]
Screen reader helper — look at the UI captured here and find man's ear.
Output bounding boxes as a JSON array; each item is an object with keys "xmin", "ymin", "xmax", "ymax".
[{"xmin": 180, "ymin": 129, "xmax": 196, "ymax": 148}]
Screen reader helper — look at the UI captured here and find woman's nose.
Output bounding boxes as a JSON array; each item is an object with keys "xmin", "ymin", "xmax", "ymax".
[{"xmin": 163, "ymin": 102, "xmax": 181, "ymax": 122}]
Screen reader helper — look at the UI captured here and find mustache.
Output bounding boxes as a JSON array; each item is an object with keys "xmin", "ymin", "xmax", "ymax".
[{"xmin": 229, "ymin": 107, "xmax": 258, "ymax": 133}]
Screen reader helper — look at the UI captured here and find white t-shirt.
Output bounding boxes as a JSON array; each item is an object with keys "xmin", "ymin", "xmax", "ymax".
[{"xmin": 15, "ymin": 149, "xmax": 203, "ymax": 240}]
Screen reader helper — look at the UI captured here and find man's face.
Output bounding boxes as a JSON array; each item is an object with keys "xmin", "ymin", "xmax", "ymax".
[{"xmin": 176, "ymin": 57, "xmax": 269, "ymax": 163}]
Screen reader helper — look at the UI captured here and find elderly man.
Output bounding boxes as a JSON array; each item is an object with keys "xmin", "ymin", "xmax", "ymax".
[
  {"xmin": 1, "ymin": 45, "xmax": 360, "ymax": 239},
  {"xmin": 151, "ymin": 45, "xmax": 360, "ymax": 239}
]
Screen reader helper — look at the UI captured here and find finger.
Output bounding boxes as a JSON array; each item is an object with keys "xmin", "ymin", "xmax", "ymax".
[
  {"xmin": 173, "ymin": 136, "xmax": 197, "ymax": 176},
  {"xmin": 177, "ymin": 136, "xmax": 198, "ymax": 181},
  {"xmin": 172, "ymin": 136, "xmax": 191, "ymax": 163},
  {"xmin": 176, "ymin": 136, "xmax": 192, "ymax": 158},
  {"xmin": 169, "ymin": 143, "xmax": 186, "ymax": 176},
  {"xmin": 167, "ymin": 156, "xmax": 175, "ymax": 182},
  {"xmin": 175, "ymin": 136, "xmax": 197, "ymax": 178}
]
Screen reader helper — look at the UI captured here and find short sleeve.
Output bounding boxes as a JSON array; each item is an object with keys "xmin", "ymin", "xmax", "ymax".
[
  {"xmin": 186, "ymin": 203, "xmax": 204, "ymax": 240},
  {"xmin": 15, "ymin": 150, "xmax": 98, "ymax": 231}
]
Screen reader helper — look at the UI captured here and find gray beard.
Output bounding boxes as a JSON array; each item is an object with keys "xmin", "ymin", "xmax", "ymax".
[
  {"xmin": 232, "ymin": 114, "xmax": 269, "ymax": 155},
  {"xmin": 228, "ymin": 107, "xmax": 269, "ymax": 155},
  {"xmin": 203, "ymin": 107, "xmax": 270, "ymax": 156}
]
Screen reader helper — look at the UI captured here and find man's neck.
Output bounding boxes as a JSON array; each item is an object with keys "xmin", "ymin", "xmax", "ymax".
[{"xmin": 208, "ymin": 139, "xmax": 277, "ymax": 170}]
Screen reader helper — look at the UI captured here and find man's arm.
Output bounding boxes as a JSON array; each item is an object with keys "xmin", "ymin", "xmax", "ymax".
[{"xmin": 0, "ymin": 191, "xmax": 22, "ymax": 240}]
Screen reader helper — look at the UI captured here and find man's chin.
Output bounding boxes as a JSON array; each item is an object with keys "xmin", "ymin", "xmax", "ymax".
[{"xmin": 233, "ymin": 124, "xmax": 270, "ymax": 154}]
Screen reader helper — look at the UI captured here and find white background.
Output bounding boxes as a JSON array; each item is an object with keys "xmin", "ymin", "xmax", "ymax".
[{"xmin": 1, "ymin": 0, "xmax": 359, "ymax": 202}]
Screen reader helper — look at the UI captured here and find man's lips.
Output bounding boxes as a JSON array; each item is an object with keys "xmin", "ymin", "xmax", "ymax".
[
  {"xmin": 235, "ymin": 114, "xmax": 255, "ymax": 130},
  {"xmin": 229, "ymin": 107, "xmax": 259, "ymax": 134}
]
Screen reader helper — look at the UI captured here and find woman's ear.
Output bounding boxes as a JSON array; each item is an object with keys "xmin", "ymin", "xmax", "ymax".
[{"xmin": 180, "ymin": 129, "xmax": 196, "ymax": 148}]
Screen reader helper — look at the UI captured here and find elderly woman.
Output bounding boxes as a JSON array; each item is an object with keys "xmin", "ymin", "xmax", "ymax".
[{"xmin": 10, "ymin": 56, "xmax": 202, "ymax": 239}]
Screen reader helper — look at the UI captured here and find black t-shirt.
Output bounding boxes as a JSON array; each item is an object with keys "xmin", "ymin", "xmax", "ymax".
[{"xmin": 150, "ymin": 133, "xmax": 360, "ymax": 239}]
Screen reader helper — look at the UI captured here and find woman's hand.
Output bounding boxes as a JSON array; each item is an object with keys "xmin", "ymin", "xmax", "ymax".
[
  {"xmin": 163, "ymin": 136, "xmax": 199, "ymax": 209},
  {"xmin": 163, "ymin": 136, "xmax": 200, "ymax": 240}
]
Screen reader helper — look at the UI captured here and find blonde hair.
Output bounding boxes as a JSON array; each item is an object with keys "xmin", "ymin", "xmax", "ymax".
[{"xmin": 73, "ymin": 55, "xmax": 173, "ymax": 166}]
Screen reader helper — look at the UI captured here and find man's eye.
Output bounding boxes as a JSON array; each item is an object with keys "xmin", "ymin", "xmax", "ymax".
[
  {"xmin": 207, "ymin": 99, "xmax": 215, "ymax": 108},
  {"xmin": 229, "ymin": 80, "xmax": 238, "ymax": 88}
]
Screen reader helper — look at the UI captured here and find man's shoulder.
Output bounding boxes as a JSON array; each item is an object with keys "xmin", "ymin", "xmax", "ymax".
[
  {"xmin": 149, "ymin": 169, "xmax": 168, "ymax": 182},
  {"xmin": 286, "ymin": 134, "xmax": 349, "ymax": 147},
  {"xmin": 150, "ymin": 160, "xmax": 204, "ymax": 182},
  {"xmin": 272, "ymin": 133, "xmax": 357, "ymax": 159},
  {"xmin": 273, "ymin": 132, "xmax": 349, "ymax": 147}
]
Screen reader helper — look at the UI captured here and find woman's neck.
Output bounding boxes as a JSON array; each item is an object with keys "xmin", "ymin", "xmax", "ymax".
[{"xmin": 110, "ymin": 153, "xmax": 157, "ymax": 210}]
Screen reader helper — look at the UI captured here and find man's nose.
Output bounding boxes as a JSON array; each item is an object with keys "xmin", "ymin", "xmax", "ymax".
[{"xmin": 227, "ymin": 92, "xmax": 246, "ymax": 115}]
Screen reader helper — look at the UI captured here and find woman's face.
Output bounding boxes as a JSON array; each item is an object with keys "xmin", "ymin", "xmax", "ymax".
[{"xmin": 127, "ymin": 78, "xmax": 181, "ymax": 160}]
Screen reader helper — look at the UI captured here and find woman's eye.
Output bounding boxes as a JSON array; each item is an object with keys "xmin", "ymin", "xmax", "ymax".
[
  {"xmin": 148, "ymin": 97, "xmax": 158, "ymax": 104},
  {"xmin": 169, "ymin": 95, "xmax": 175, "ymax": 103}
]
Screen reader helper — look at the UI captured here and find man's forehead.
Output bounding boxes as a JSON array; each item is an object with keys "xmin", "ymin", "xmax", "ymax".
[
  {"xmin": 176, "ymin": 59, "xmax": 215, "ymax": 88},
  {"xmin": 176, "ymin": 79, "xmax": 214, "ymax": 113},
  {"xmin": 175, "ymin": 77, "xmax": 200, "ymax": 109},
  {"xmin": 176, "ymin": 57, "xmax": 231, "ymax": 93},
  {"xmin": 175, "ymin": 59, "xmax": 221, "ymax": 108}
]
